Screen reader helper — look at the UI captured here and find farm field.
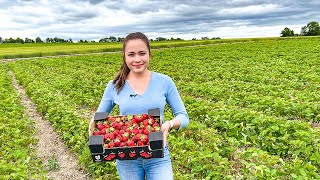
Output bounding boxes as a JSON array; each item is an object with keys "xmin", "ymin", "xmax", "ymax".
[
  {"xmin": 0, "ymin": 36, "xmax": 306, "ymax": 59},
  {"xmin": 0, "ymin": 64, "xmax": 46, "ymax": 179},
  {"xmin": 2, "ymin": 37, "xmax": 320, "ymax": 179}
]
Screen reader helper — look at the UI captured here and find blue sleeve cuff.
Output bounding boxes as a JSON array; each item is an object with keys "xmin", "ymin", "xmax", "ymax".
[{"xmin": 176, "ymin": 113, "xmax": 189, "ymax": 130}]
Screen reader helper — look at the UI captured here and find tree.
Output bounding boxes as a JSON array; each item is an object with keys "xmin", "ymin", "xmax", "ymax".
[
  {"xmin": 155, "ymin": 37, "xmax": 167, "ymax": 41},
  {"xmin": 16, "ymin": 37, "xmax": 24, "ymax": 43},
  {"xmin": 306, "ymin": 21, "xmax": 320, "ymax": 36},
  {"xmin": 25, "ymin": 38, "xmax": 34, "ymax": 43},
  {"xmin": 117, "ymin": 37, "xmax": 124, "ymax": 42},
  {"xmin": 109, "ymin": 36, "xmax": 117, "ymax": 42},
  {"xmin": 36, "ymin": 37, "xmax": 43, "ymax": 43},
  {"xmin": 300, "ymin": 21, "xmax": 320, "ymax": 36},
  {"xmin": 4, "ymin": 38, "xmax": 15, "ymax": 43},
  {"xmin": 301, "ymin": 26, "xmax": 308, "ymax": 36},
  {"xmin": 0, "ymin": 37, "xmax": 2, "ymax": 43},
  {"xmin": 281, "ymin": 27, "xmax": 294, "ymax": 37},
  {"xmin": 46, "ymin": 38, "xmax": 54, "ymax": 43}
]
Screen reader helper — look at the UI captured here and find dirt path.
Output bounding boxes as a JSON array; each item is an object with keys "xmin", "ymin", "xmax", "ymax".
[{"xmin": 9, "ymin": 70, "xmax": 91, "ymax": 180}]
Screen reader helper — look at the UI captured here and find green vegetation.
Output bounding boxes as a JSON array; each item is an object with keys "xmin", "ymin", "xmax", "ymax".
[
  {"xmin": 281, "ymin": 21, "xmax": 320, "ymax": 37},
  {"xmin": 2, "ymin": 36, "xmax": 317, "ymax": 60},
  {"xmin": 0, "ymin": 64, "xmax": 46, "ymax": 179},
  {"xmin": 7, "ymin": 37, "xmax": 320, "ymax": 179}
]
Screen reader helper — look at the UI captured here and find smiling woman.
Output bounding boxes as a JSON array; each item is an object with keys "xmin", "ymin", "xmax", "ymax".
[{"xmin": 95, "ymin": 32, "xmax": 190, "ymax": 180}]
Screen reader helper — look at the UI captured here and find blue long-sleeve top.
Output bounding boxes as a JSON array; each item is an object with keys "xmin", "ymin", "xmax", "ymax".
[{"xmin": 97, "ymin": 71, "xmax": 189, "ymax": 130}]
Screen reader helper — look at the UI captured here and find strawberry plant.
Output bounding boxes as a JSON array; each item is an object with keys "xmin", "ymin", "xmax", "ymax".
[
  {"xmin": 7, "ymin": 37, "xmax": 320, "ymax": 179},
  {"xmin": 0, "ymin": 64, "xmax": 46, "ymax": 179}
]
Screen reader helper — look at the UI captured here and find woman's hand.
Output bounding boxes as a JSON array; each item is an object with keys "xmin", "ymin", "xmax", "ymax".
[
  {"xmin": 161, "ymin": 121, "xmax": 172, "ymax": 148},
  {"xmin": 89, "ymin": 117, "xmax": 95, "ymax": 135}
]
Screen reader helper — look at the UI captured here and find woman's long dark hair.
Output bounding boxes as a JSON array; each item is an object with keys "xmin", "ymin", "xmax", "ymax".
[{"xmin": 113, "ymin": 32, "xmax": 151, "ymax": 93}]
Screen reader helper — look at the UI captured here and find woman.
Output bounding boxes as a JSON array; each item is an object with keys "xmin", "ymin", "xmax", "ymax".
[{"xmin": 96, "ymin": 32, "xmax": 189, "ymax": 180}]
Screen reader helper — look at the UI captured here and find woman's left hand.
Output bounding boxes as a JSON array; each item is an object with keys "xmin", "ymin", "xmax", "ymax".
[{"xmin": 161, "ymin": 121, "xmax": 171, "ymax": 148}]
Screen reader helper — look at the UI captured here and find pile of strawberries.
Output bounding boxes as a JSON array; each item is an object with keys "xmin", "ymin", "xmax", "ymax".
[{"xmin": 92, "ymin": 114, "xmax": 161, "ymax": 149}]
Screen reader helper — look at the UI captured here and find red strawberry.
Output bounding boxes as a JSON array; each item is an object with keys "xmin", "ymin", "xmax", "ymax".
[
  {"xmin": 137, "ymin": 141, "xmax": 144, "ymax": 146},
  {"xmin": 114, "ymin": 138, "xmax": 121, "ymax": 147},
  {"xmin": 103, "ymin": 134, "xmax": 109, "ymax": 141},
  {"xmin": 125, "ymin": 128, "xmax": 131, "ymax": 133},
  {"xmin": 113, "ymin": 129, "xmax": 119, "ymax": 136},
  {"xmin": 144, "ymin": 152, "xmax": 152, "ymax": 158},
  {"xmin": 103, "ymin": 121, "xmax": 110, "ymax": 128},
  {"xmin": 127, "ymin": 140, "xmax": 135, "ymax": 147},
  {"xmin": 143, "ymin": 129, "xmax": 150, "ymax": 135},
  {"xmin": 122, "ymin": 136, "xmax": 128, "ymax": 142},
  {"xmin": 143, "ymin": 120, "xmax": 149, "ymax": 126},
  {"xmin": 138, "ymin": 134, "xmax": 148, "ymax": 144},
  {"xmin": 108, "ymin": 142, "xmax": 115, "ymax": 148},
  {"xmin": 104, "ymin": 133, "xmax": 115, "ymax": 142},
  {"xmin": 118, "ymin": 152, "xmax": 125, "ymax": 158},
  {"xmin": 132, "ymin": 128, "xmax": 139, "ymax": 135},
  {"xmin": 129, "ymin": 151, "xmax": 136, "ymax": 157},
  {"xmin": 97, "ymin": 123, "xmax": 104, "ymax": 131},
  {"xmin": 132, "ymin": 136, "xmax": 137, "ymax": 142},
  {"xmin": 120, "ymin": 142, "xmax": 126, "ymax": 147},
  {"xmin": 112, "ymin": 122, "xmax": 121, "ymax": 130},
  {"xmin": 133, "ymin": 114, "xmax": 144, "ymax": 123},
  {"xmin": 130, "ymin": 118, "xmax": 136, "ymax": 124},
  {"xmin": 152, "ymin": 123, "xmax": 160, "ymax": 128},
  {"xmin": 148, "ymin": 118, "xmax": 155, "ymax": 125},
  {"xmin": 140, "ymin": 150, "xmax": 147, "ymax": 157},
  {"xmin": 100, "ymin": 128, "xmax": 106, "ymax": 135},
  {"xmin": 142, "ymin": 114, "xmax": 148, "ymax": 120},
  {"xmin": 119, "ymin": 130, "xmax": 125, "ymax": 135},
  {"xmin": 93, "ymin": 130, "xmax": 100, "ymax": 135},
  {"xmin": 108, "ymin": 117, "xmax": 116, "ymax": 121}
]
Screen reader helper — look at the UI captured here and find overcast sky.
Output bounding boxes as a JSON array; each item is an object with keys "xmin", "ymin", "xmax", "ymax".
[{"xmin": 0, "ymin": 0, "xmax": 319, "ymax": 41}]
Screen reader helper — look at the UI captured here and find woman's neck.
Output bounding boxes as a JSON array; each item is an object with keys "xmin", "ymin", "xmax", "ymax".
[{"xmin": 127, "ymin": 70, "xmax": 151, "ymax": 80}]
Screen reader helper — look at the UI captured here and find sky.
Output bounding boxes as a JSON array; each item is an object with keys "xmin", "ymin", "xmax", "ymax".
[{"xmin": 0, "ymin": 0, "xmax": 319, "ymax": 41}]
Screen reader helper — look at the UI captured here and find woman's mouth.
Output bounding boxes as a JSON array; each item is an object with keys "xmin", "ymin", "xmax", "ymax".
[{"xmin": 133, "ymin": 64, "xmax": 143, "ymax": 68}]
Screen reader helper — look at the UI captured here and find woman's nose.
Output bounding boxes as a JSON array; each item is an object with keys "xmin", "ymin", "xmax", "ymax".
[{"xmin": 133, "ymin": 55, "xmax": 141, "ymax": 62}]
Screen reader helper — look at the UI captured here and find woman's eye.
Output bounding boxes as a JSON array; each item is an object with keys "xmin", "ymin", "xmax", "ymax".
[
  {"xmin": 128, "ymin": 54, "xmax": 134, "ymax": 57},
  {"xmin": 139, "ymin": 52, "xmax": 146, "ymax": 55}
]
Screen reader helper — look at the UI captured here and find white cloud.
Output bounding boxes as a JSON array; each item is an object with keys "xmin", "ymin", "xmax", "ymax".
[
  {"xmin": 217, "ymin": 4, "xmax": 281, "ymax": 16},
  {"xmin": 0, "ymin": 0, "xmax": 319, "ymax": 40}
]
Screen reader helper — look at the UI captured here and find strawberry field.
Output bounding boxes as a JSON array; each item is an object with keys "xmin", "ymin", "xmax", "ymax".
[
  {"xmin": 0, "ymin": 64, "xmax": 46, "ymax": 179},
  {"xmin": 4, "ymin": 37, "xmax": 320, "ymax": 179}
]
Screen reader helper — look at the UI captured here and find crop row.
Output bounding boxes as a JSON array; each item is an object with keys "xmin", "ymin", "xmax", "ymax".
[
  {"xmin": 2, "ymin": 36, "xmax": 317, "ymax": 59},
  {"xmin": 8, "ymin": 37, "xmax": 320, "ymax": 178},
  {"xmin": 0, "ymin": 64, "xmax": 46, "ymax": 179}
]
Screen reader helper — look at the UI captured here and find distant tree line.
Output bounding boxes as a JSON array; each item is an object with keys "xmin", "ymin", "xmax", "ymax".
[
  {"xmin": 280, "ymin": 21, "xmax": 320, "ymax": 37},
  {"xmin": 0, "ymin": 35, "xmax": 221, "ymax": 44}
]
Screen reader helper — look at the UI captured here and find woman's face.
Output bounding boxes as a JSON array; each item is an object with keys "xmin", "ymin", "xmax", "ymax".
[{"xmin": 124, "ymin": 39, "xmax": 150, "ymax": 74}]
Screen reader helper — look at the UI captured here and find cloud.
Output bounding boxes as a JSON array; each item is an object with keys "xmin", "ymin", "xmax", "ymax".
[{"xmin": 0, "ymin": 0, "xmax": 319, "ymax": 40}]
